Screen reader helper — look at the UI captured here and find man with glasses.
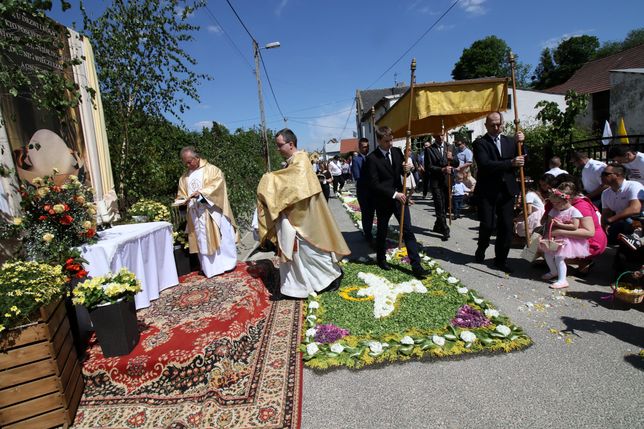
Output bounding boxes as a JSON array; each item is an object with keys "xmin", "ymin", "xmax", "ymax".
[
  {"xmin": 472, "ymin": 111, "xmax": 525, "ymax": 273},
  {"xmin": 351, "ymin": 138, "xmax": 375, "ymax": 244},
  {"xmin": 600, "ymin": 163, "xmax": 644, "ymax": 244},
  {"xmin": 256, "ymin": 129, "xmax": 350, "ymax": 298}
]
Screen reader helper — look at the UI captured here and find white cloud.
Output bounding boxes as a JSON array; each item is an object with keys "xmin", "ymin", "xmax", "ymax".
[
  {"xmin": 436, "ymin": 23, "xmax": 455, "ymax": 31},
  {"xmin": 192, "ymin": 120, "xmax": 213, "ymax": 130},
  {"xmin": 407, "ymin": 0, "xmax": 440, "ymax": 15},
  {"xmin": 275, "ymin": 0, "xmax": 288, "ymax": 16},
  {"xmin": 302, "ymin": 105, "xmax": 355, "ymax": 151},
  {"xmin": 459, "ymin": 0, "xmax": 486, "ymax": 15},
  {"xmin": 207, "ymin": 25, "xmax": 222, "ymax": 34},
  {"xmin": 541, "ymin": 29, "xmax": 595, "ymax": 50}
]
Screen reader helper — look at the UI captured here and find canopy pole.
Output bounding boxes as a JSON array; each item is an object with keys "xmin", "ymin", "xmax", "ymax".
[
  {"xmin": 398, "ymin": 58, "xmax": 416, "ymax": 249},
  {"xmin": 443, "ymin": 121, "xmax": 452, "ymax": 225},
  {"xmin": 509, "ymin": 51, "xmax": 530, "ymax": 245}
]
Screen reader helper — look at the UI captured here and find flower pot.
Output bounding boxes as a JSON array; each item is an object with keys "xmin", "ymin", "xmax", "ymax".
[
  {"xmin": 0, "ymin": 298, "xmax": 84, "ymax": 428},
  {"xmin": 89, "ymin": 298, "xmax": 139, "ymax": 357},
  {"xmin": 64, "ymin": 297, "xmax": 93, "ymax": 360},
  {"xmin": 174, "ymin": 245, "xmax": 191, "ymax": 276}
]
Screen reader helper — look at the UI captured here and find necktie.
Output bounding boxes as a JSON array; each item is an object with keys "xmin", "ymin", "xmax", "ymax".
[
  {"xmin": 385, "ymin": 151, "xmax": 391, "ymax": 165},
  {"xmin": 494, "ymin": 137, "xmax": 502, "ymax": 156}
]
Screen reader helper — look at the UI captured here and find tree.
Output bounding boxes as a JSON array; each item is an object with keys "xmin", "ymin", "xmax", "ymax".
[
  {"xmin": 531, "ymin": 48, "xmax": 555, "ymax": 90},
  {"xmin": 595, "ymin": 27, "xmax": 644, "ymax": 58},
  {"xmin": 80, "ymin": 0, "xmax": 211, "ymax": 207},
  {"xmin": 451, "ymin": 36, "xmax": 531, "ymax": 87},
  {"xmin": 551, "ymin": 35, "xmax": 599, "ymax": 84}
]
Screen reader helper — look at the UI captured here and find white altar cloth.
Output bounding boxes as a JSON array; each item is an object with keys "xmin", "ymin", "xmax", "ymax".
[{"xmin": 79, "ymin": 222, "xmax": 179, "ymax": 309}]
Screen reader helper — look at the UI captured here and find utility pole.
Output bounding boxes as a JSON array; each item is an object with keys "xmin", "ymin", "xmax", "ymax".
[{"xmin": 253, "ymin": 40, "xmax": 270, "ymax": 172}]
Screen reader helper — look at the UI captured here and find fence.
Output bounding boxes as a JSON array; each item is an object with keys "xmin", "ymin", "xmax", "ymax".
[{"xmin": 562, "ymin": 135, "xmax": 643, "ymax": 170}]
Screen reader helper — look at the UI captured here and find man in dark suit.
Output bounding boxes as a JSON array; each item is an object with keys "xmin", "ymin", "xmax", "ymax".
[
  {"xmin": 351, "ymin": 138, "xmax": 375, "ymax": 243},
  {"xmin": 366, "ymin": 126, "xmax": 429, "ymax": 279},
  {"xmin": 424, "ymin": 134, "xmax": 458, "ymax": 241},
  {"xmin": 473, "ymin": 112, "xmax": 525, "ymax": 273}
]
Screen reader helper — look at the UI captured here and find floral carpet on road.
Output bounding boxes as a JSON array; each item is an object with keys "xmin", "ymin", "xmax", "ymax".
[
  {"xmin": 75, "ymin": 261, "xmax": 303, "ymax": 428},
  {"xmin": 300, "ymin": 192, "xmax": 532, "ymax": 370}
]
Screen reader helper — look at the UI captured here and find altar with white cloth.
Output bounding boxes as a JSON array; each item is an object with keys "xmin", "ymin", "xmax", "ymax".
[{"xmin": 79, "ymin": 221, "xmax": 179, "ymax": 309}]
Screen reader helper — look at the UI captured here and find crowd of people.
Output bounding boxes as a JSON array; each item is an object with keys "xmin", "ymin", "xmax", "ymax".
[{"xmin": 175, "ymin": 113, "xmax": 643, "ymax": 299}]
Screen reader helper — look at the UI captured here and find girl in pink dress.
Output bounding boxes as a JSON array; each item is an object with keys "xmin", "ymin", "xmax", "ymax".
[{"xmin": 541, "ymin": 185, "xmax": 590, "ymax": 289}]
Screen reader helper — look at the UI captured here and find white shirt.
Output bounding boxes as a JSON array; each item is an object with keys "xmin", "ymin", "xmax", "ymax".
[
  {"xmin": 452, "ymin": 182, "xmax": 470, "ymax": 196},
  {"xmin": 623, "ymin": 152, "xmax": 644, "ymax": 185},
  {"xmin": 581, "ymin": 158, "xmax": 606, "ymax": 194},
  {"xmin": 525, "ymin": 191, "xmax": 545, "ymax": 210},
  {"xmin": 601, "ymin": 180, "xmax": 644, "ymax": 213},
  {"xmin": 545, "ymin": 167, "xmax": 568, "ymax": 177},
  {"xmin": 328, "ymin": 160, "xmax": 342, "ymax": 177}
]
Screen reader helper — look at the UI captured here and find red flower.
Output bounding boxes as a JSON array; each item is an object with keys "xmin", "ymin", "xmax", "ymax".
[
  {"xmin": 60, "ymin": 214, "xmax": 74, "ymax": 225},
  {"xmin": 85, "ymin": 228, "xmax": 96, "ymax": 238},
  {"xmin": 51, "ymin": 186, "xmax": 61, "ymax": 192},
  {"xmin": 65, "ymin": 258, "xmax": 75, "ymax": 265},
  {"xmin": 48, "ymin": 209, "xmax": 55, "ymax": 215},
  {"xmin": 43, "ymin": 204, "xmax": 52, "ymax": 211},
  {"xmin": 75, "ymin": 269, "xmax": 88, "ymax": 278},
  {"xmin": 38, "ymin": 215, "xmax": 47, "ymax": 221},
  {"xmin": 63, "ymin": 203, "xmax": 70, "ymax": 211}
]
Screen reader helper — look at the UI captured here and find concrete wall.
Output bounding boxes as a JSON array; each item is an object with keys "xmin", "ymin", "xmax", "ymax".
[{"xmin": 610, "ymin": 71, "xmax": 644, "ymax": 134}]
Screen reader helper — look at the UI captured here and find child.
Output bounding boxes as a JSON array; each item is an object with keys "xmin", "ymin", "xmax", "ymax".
[
  {"xmin": 451, "ymin": 174, "xmax": 470, "ymax": 219},
  {"xmin": 541, "ymin": 184, "xmax": 590, "ymax": 289}
]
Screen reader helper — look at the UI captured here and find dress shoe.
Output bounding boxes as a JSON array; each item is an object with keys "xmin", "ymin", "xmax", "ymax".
[
  {"xmin": 474, "ymin": 248, "xmax": 485, "ymax": 263},
  {"xmin": 377, "ymin": 261, "xmax": 391, "ymax": 271},
  {"xmin": 325, "ymin": 267, "xmax": 344, "ymax": 292},
  {"xmin": 412, "ymin": 266, "xmax": 429, "ymax": 279},
  {"xmin": 493, "ymin": 261, "xmax": 514, "ymax": 273},
  {"xmin": 441, "ymin": 231, "xmax": 450, "ymax": 242}
]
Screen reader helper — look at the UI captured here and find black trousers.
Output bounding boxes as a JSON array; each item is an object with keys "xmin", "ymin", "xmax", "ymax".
[
  {"xmin": 332, "ymin": 175, "xmax": 345, "ymax": 193},
  {"xmin": 430, "ymin": 183, "xmax": 449, "ymax": 232},
  {"xmin": 321, "ymin": 183, "xmax": 330, "ymax": 201},
  {"xmin": 357, "ymin": 185, "xmax": 375, "ymax": 240},
  {"xmin": 477, "ymin": 191, "xmax": 515, "ymax": 263},
  {"xmin": 375, "ymin": 200, "xmax": 421, "ymax": 269},
  {"xmin": 422, "ymin": 173, "xmax": 430, "ymax": 197}
]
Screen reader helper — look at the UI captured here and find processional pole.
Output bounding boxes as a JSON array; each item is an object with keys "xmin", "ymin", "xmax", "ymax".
[
  {"xmin": 398, "ymin": 58, "xmax": 416, "ymax": 248},
  {"xmin": 509, "ymin": 51, "xmax": 531, "ymax": 245},
  {"xmin": 443, "ymin": 120, "xmax": 452, "ymax": 225}
]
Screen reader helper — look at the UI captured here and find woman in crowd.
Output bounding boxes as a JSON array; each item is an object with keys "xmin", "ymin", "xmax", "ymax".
[{"xmin": 317, "ymin": 161, "xmax": 332, "ymax": 202}]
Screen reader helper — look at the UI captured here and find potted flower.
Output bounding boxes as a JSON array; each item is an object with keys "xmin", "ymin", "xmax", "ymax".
[
  {"xmin": 128, "ymin": 198, "xmax": 171, "ymax": 223},
  {"xmin": 1, "ymin": 261, "xmax": 84, "ymax": 428},
  {"xmin": 0, "ymin": 171, "xmax": 97, "ymax": 262},
  {"xmin": 72, "ymin": 268, "xmax": 142, "ymax": 357}
]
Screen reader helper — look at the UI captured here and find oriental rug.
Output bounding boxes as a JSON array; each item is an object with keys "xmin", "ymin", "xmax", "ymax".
[{"xmin": 74, "ymin": 261, "xmax": 303, "ymax": 428}]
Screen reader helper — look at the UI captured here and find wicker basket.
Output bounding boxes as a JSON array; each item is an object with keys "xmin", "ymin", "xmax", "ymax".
[{"xmin": 614, "ymin": 283, "xmax": 644, "ymax": 305}]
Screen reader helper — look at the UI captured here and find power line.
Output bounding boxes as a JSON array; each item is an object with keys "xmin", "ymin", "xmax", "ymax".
[
  {"xmin": 259, "ymin": 50, "xmax": 286, "ymax": 122},
  {"xmin": 288, "ymin": 119, "xmax": 353, "ymax": 130},
  {"xmin": 203, "ymin": 4, "xmax": 253, "ymax": 71},
  {"xmin": 223, "ymin": 0, "xmax": 254, "ymax": 41},
  {"xmin": 366, "ymin": 0, "xmax": 461, "ymax": 89}
]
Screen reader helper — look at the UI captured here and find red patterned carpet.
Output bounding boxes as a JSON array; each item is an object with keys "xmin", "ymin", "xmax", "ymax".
[{"xmin": 74, "ymin": 261, "xmax": 303, "ymax": 429}]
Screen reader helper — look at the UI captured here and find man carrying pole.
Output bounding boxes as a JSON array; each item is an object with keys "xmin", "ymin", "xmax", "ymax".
[{"xmin": 424, "ymin": 132, "xmax": 458, "ymax": 241}]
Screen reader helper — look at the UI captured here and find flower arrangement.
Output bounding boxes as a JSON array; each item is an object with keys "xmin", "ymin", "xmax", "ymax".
[
  {"xmin": 0, "ymin": 261, "xmax": 68, "ymax": 334},
  {"xmin": 128, "ymin": 199, "xmax": 170, "ymax": 222},
  {"xmin": 72, "ymin": 268, "xmax": 142, "ymax": 311},
  {"xmin": 0, "ymin": 172, "xmax": 97, "ymax": 262},
  {"xmin": 451, "ymin": 305, "xmax": 491, "ymax": 328}
]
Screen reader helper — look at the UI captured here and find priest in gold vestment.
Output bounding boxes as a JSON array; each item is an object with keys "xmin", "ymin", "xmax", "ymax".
[
  {"xmin": 176, "ymin": 147, "xmax": 238, "ymax": 278},
  {"xmin": 256, "ymin": 129, "xmax": 350, "ymax": 298}
]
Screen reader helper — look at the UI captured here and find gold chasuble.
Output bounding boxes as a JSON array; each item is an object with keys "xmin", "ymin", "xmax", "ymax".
[
  {"xmin": 256, "ymin": 151, "xmax": 350, "ymax": 260},
  {"xmin": 177, "ymin": 159, "xmax": 238, "ymax": 255}
]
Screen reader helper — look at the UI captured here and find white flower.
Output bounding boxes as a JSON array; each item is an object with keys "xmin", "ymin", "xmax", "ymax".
[
  {"xmin": 422, "ymin": 255, "xmax": 431, "ymax": 262},
  {"xmin": 484, "ymin": 309, "xmax": 500, "ymax": 319},
  {"xmin": 460, "ymin": 331, "xmax": 477, "ymax": 343},
  {"xmin": 426, "ymin": 260, "xmax": 436, "ymax": 267},
  {"xmin": 368, "ymin": 341, "xmax": 384, "ymax": 354},
  {"xmin": 356, "ymin": 272, "xmax": 427, "ymax": 319},
  {"xmin": 308, "ymin": 301, "xmax": 320, "ymax": 309},
  {"xmin": 432, "ymin": 335, "xmax": 446, "ymax": 346},
  {"xmin": 496, "ymin": 325, "xmax": 512, "ymax": 337},
  {"xmin": 308, "ymin": 291, "xmax": 318, "ymax": 297},
  {"xmin": 306, "ymin": 343, "xmax": 319, "ymax": 356},
  {"xmin": 457, "ymin": 287, "xmax": 469, "ymax": 294},
  {"xmin": 436, "ymin": 268, "xmax": 444, "ymax": 275},
  {"xmin": 474, "ymin": 298, "xmax": 484, "ymax": 305},
  {"xmin": 330, "ymin": 343, "xmax": 345, "ymax": 354},
  {"xmin": 305, "ymin": 328, "xmax": 317, "ymax": 338},
  {"xmin": 306, "ymin": 315, "xmax": 317, "ymax": 322},
  {"xmin": 400, "ymin": 336, "xmax": 414, "ymax": 345},
  {"xmin": 447, "ymin": 276, "xmax": 459, "ymax": 284}
]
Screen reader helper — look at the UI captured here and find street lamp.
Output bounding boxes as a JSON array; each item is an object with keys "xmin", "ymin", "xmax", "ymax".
[
  {"xmin": 322, "ymin": 138, "xmax": 337, "ymax": 162},
  {"xmin": 253, "ymin": 40, "xmax": 280, "ymax": 172}
]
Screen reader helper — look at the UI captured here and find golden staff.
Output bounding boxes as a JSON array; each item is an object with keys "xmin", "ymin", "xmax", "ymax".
[
  {"xmin": 370, "ymin": 106, "xmax": 376, "ymax": 147},
  {"xmin": 509, "ymin": 51, "xmax": 530, "ymax": 245},
  {"xmin": 442, "ymin": 121, "xmax": 452, "ymax": 226},
  {"xmin": 398, "ymin": 58, "xmax": 416, "ymax": 248}
]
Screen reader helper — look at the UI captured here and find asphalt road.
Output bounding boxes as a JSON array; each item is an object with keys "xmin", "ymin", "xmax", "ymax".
[{"xmin": 242, "ymin": 185, "xmax": 644, "ymax": 429}]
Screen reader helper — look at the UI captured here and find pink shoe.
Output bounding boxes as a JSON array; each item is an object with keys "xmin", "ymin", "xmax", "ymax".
[
  {"xmin": 541, "ymin": 272, "xmax": 557, "ymax": 281},
  {"xmin": 550, "ymin": 280, "xmax": 569, "ymax": 289}
]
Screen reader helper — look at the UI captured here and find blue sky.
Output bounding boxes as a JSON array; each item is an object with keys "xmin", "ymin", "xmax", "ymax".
[{"xmin": 50, "ymin": 0, "xmax": 644, "ymax": 152}]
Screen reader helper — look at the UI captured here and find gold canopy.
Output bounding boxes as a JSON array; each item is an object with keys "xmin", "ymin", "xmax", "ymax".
[{"xmin": 376, "ymin": 77, "xmax": 509, "ymax": 138}]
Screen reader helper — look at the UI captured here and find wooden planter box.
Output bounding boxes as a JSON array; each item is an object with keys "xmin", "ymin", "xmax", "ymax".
[{"xmin": 0, "ymin": 298, "xmax": 85, "ymax": 428}]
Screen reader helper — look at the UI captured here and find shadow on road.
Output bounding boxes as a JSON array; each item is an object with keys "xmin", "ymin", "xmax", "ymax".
[{"xmin": 560, "ymin": 316, "xmax": 644, "ymax": 348}]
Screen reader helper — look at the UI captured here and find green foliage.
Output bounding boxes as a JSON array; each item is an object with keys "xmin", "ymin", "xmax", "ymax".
[
  {"xmin": 71, "ymin": 268, "xmax": 141, "ymax": 310},
  {"xmin": 595, "ymin": 27, "xmax": 644, "ymax": 58},
  {"xmin": 128, "ymin": 199, "xmax": 170, "ymax": 222},
  {"xmin": 451, "ymin": 36, "xmax": 530, "ymax": 87},
  {"xmin": 532, "ymin": 35, "xmax": 599, "ymax": 89}
]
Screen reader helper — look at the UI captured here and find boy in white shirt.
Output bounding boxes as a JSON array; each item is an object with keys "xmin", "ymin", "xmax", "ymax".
[{"xmin": 452, "ymin": 173, "xmax": 471, "ymax": 219}]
